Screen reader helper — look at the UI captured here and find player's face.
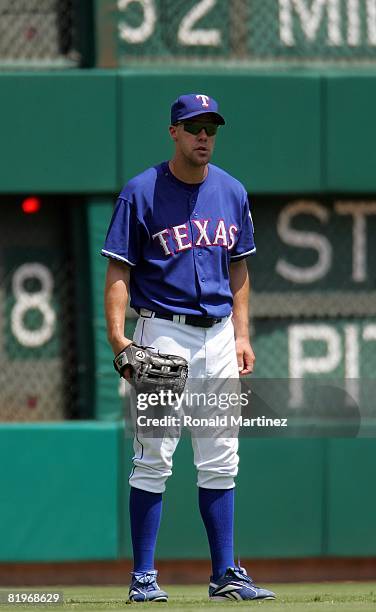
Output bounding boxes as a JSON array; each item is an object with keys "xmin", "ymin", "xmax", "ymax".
[{"xmin": 169, "ymin": 113, "xmax": 218, "ymax": 167}]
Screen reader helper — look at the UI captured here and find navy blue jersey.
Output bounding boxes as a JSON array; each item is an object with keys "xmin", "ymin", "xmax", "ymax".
[{"xmin": 102, "ymin": 161, "xmax": 255, "ymax": 317}]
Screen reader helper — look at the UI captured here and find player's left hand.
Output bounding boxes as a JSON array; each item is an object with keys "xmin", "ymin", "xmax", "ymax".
[{"xmin": 235, "ymin": 338, "xmax": 255, "ymax": 375}]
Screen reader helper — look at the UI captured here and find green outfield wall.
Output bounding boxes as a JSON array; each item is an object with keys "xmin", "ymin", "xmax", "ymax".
[
  {"xmin": 0, "ymin": 69, "xmax": 375, "ymax": 194},
  {"xmin": 0, "ymin": 72, "xmax": 118, "ymax": 193},
  {"xmin": 1, "ymin": 425, "xmax": 375, "ymax": 561},
  {"xmin": 0, "ymin": 423, "xmax": 123, "ymax": 561}
]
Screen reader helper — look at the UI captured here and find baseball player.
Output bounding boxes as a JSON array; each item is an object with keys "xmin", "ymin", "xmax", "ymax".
[{"xmin": 102, "ymin": 93, "xmax": 276, "ymax": 602}]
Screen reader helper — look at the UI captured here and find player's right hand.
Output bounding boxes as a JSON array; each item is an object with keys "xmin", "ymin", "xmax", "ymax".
[
  {"xmin": 235, "ymin": 338, "xmax": 256, "ymax": 375},
  {"xmin": 112, "ymin": 338, "xmax": 133, "ymax": 380}
]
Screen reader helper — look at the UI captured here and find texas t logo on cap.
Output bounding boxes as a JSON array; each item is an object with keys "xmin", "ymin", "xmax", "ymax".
[
  {"xmin": 196, "ymin": 94, "xmax": 210, "ymax": 107},
  {"xmin": 170, "ymin": 93, "xmax": 225, "ymax": 125}
]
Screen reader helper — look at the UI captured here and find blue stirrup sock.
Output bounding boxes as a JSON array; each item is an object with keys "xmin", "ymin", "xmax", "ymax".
[
  {"xmin": 199, "ymin": 487, "xmax": 235, "ymax": 581},
  {"xmin": 129, "ymin": 487, "xmax": 163, "ymax": 573}
]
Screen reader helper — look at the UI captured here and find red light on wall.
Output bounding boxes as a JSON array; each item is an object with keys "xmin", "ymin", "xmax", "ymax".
[{"xmin": 22, "ymin": 197, "xmax": 41, "ymax": 214}]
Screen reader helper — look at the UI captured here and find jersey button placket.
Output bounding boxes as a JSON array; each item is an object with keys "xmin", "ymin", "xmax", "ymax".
[{"xmin": 191, "ymin": 195, "xmax": 201, "ymax": 266}]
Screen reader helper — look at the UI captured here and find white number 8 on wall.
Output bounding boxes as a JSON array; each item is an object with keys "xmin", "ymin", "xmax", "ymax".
[{"xmin": 11, "ymin": 263, "xmax": 56, "ymax": 348}]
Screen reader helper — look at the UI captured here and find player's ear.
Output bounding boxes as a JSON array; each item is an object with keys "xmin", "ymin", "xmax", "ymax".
[{"xmin": 169, "ymin": 125, "xmax": 178, "ymax": 141}]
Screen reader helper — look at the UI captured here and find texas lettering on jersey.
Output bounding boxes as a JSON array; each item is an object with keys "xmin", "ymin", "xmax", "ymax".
[{"xmin": 152, "ymin": 219, "xmax": 238, "ymax": 256}]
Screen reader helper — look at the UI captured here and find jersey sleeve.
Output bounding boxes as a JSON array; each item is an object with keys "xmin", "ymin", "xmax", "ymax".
[
  {"xmin": 101, "ymin": 197, "xmax": 140, "ymax": 267},
  {"xmin": 230, "ymin": 196, "xmax": 256, "ymax": 261}
]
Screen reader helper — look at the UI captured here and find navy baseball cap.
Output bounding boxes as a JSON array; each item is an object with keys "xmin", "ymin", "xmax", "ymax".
[{"xmin": 171, "ymin": 93, "xmax": 225, "ymax": 125}]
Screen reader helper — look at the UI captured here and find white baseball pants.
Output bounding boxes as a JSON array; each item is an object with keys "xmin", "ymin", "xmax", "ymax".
[{"xmin": 129, "ymin": 313, "xmax": 240, "ymax": 493}]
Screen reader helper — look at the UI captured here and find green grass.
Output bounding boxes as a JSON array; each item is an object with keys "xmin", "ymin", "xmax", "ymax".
[{"xmin": 0, "ymin": 583, "xmax": 375, "ymax": 611}]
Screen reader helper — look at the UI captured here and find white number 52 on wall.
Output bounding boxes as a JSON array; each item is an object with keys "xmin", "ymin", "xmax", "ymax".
[{"xmin": 118, "ymin": 0, "xmax": 222, "ymax": 47}]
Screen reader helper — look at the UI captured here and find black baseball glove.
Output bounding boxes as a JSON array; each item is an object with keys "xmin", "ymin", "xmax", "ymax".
[{"xmin": 113, "ymin": 343, "xmax": 188, "ymax": 395}]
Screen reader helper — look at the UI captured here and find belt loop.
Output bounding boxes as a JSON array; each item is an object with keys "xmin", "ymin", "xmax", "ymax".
[
  {"xmin": 140, "ymin": 308, "xmax": 154, "ymax": 318},
  {"xmin": 172, "ymin": 314, "xmax": 187, "ymax": 324}
]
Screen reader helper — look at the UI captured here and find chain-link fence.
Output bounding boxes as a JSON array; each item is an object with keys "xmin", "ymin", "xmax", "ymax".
[
  {"xmin": 96, "ymin": 0, "xmax": 376, "ymax": 67},
  {"xmin": 249, "ymin": 196, "xmax": 376, "ymax": 317},
  {"xmin": 0, "ymin": 198, "xmax": 79, "ymax": 421},
  {"xmin": 0, "ymin": 0, "xmax": 80, "ymax": 68},
  {"xmin": 4, "ymin": 1, "xmax": 376, "ymax": 69},
  {"xmin": 248, "ymin": 196, "xmax": 376, "ymax": 381}
]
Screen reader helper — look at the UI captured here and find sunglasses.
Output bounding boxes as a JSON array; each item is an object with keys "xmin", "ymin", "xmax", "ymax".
[{"xmin": 179, "ymin": 122, "xmax": 219, "ymax": 136}]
